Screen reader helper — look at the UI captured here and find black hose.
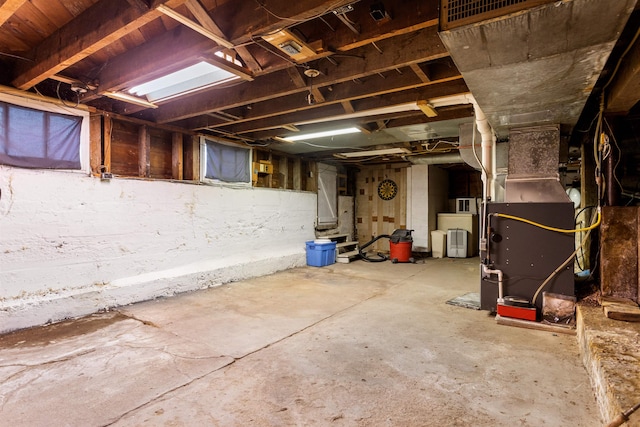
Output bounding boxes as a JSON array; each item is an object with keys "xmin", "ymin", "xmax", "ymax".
[{"xmin": 359, "ymin": 234, "xmax": 391, "ymax": 262}]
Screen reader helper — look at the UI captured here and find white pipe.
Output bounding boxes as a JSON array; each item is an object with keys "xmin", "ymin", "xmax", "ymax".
[
  {"xmin": 472, "ymin": 102, "xmax": 494, "ymax": 201},
  {"xmin": 483, "ymin": 264, "xmax": 504, "ymax": 304},
  {"xmin": 423, "ymin": 94, "xmax": 497, "ymax": 248}
]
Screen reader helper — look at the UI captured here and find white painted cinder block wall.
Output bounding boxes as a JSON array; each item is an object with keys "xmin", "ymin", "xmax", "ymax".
[
  {"xmin": 0, "ymin": 167, "xmax": 317, "ymax": 333},
  {"xmin": 407, "ymin": 164, "xmax": 449, "ymax": 252}
]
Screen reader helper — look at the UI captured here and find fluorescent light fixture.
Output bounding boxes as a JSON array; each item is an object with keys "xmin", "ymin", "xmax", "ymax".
[
  {"xmin": 294, "ymin": 95, "xmax": 478, "ymax": 127},
  {"xmin": 128, "ymin": 61, "xmax": 241, "ymax": 102},
  {"xmin": 282, "ymin": 127, "xmax": 361, "ymax": 142},
  {"xmin": 334, "ymin": 147, "xmax": 411, "ymax": 158},
  {"xmin": 103, "ymin": 91, "xmax": 158, "ymax": 108},
  {"xmin": 296, "ymin": 103, "xmax": 418, "ymax": 126}
]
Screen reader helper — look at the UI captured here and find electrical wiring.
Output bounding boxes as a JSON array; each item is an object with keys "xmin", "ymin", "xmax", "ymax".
[
  {"xmin": 253, "ymin": 0, "xmax": 355, "ymax": 25},
  {"xmin": 531, "ymin": 208, "xmax": 599, "ymax": 306},
  {"xmin": 330, "ymin": 155, "xmax": 383, "ymax": 163},
  {"xmin": 604, "ymin": 117, "xmax": 624, "ymax": 193},
  {"xmin": 31, "ymin": 83, "xmax": 86, "ymax": 116},
  {"xmin": 495, "ymin": 208, "xmax": 601, "ymax": 234},
  {"xmin": 421, "ymin": 140, "xmax": 459, "ymax": 153},
  {"xmin": 296, "ymin": 140, "xmax": 365, "ymax": 150},
  {"xmin": 55, "ymin": 81, "xmax": 80, "ymax": 109},
  {"xmin": 243, "ymin": 140, "xmax": 271, "ymax": 147}
]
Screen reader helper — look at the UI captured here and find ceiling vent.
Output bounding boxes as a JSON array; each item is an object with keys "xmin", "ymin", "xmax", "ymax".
[
  {"xmin": 440, "ymin": 0, "xmax": 555, "ymax": 30},
  {"xmin": 262, "ymin": 29, "xmax": 323, "ymax": 63}
]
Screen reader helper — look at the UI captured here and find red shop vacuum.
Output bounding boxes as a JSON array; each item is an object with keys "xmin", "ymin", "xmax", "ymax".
[{"xmin": 359, "ymin": 229, "xmax": 415, "ymax": 263}]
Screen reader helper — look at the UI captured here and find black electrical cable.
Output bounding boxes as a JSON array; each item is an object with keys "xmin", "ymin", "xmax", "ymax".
[{"xmin": 358, "ymin": 234, "xmax": 391, "ymax": 262}]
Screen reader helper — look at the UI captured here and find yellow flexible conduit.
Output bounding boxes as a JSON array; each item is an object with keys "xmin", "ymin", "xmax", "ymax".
[{"xmin": 495, "ymin": 208, "xmax": 601, "ymax": 234}]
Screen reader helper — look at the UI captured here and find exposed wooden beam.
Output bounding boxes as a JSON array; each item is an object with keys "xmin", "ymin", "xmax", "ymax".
[
  {"xmin": 217, "ymin": 0, "xmax": 356, "ymax": 42},
  {"xmin": 125, "ymin": 0, "xmax": 151, "ymax": 11},
  {"xmin": 182, "ymin": 0, "xmax": 261, "ymax": 72},
  {"xmin": 12, "ymin": 0, "xmax": 185, "ymax": 90},
  {"xmin": 154, "ymin": 27, "xmax": 449, "ymax": 123},
  {"xmin": 139, "ymin": 125, "xmax": 151, "ymax": 177},
  {"xmin": 222, "ymin": 68, "xmax": 436, "ymax": 130},
  {"xmin": 218, "ymin": 80, "xmax": 470, "ymax": 135},
  {"xmin": 606, "ymin": 37, "xmax": 640, "ymax": 113},
  {"xmin": 232, "ymin": 0, "xmax": 437, "ymax": 77},
  {"xmin": 89, "ymin": 115, "xmax": 103, "ymax": 175},
  {"xmin": 104, "ymin": 115, "xmax": 113, "ymax": 173},
  {"xmin": 410, "ymin": 64, "xmax": 431, "ymax": 83},
  {"xmin": 85, "ymin": 1, "xmax": 349, "ymax": 104},
  {"xmin": 84, "ymin": 26, "xmax": 213, "ymax": 100},
  {"xmin": 341, "ymin": 101, "xmax": 355, "ymax": 114},
  {"xmin": 183, "ymin": 135, "xmax": 200, "ymax": 181},
  {"xmin": 172, "ymin": 132, "xmax": 184, "ymax": 180},
  {"xmin": 199, "ymin": 52, "xmax": 253, "ymax": 81},
  {"xmin": 287, "ymin": 67, "xmax": 308, "ymax": 88},
  {"xmin": 234, "ymin": 46, "xmax": 263, "ymax": 74},
  {"xmin": 0, "ymin": 0, "xmax": 27, "ymax": 27},
  {"xmin": 187, "ymin": 70, "xmax": 463, "ymax": 133},
  {"xmin": 299, "ymin": 0, "xmax": 439, "ymax": 53},
  {"xmin": 156, "ymin": 3, "xmax": 234, "ymax": 48},
  {"xmin": 49, "ymin": 74, "xmax": 97, "ymax": 91}
]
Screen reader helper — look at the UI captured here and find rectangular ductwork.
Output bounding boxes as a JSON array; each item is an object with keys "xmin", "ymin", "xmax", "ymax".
[
  {"xmin": 440, "ymin": 0, "xmax": 556, "ymax": 30},
  {"xmin": 504, "ymin": 125, "xmax": 571, "ymax": 203}
]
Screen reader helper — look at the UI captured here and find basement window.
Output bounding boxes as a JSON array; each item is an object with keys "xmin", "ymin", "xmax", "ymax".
[
  {"xmin": 0, "ymin": 100, "xmax": 83, "ymax": 170},
  {"xmin": 201, "ymin": 138, "xmax": 251, "ymax": 185}
]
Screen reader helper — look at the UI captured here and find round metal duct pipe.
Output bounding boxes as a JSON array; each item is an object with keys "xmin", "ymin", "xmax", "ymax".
[{"xmin": 407, "ymin": 152, "xmax": 463, "ymax": 165}]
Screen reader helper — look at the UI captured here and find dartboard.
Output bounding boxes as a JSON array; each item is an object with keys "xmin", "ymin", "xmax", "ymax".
[{"xmin": 377, "ymin": 179, "xmax": 398, "ymax": 200}]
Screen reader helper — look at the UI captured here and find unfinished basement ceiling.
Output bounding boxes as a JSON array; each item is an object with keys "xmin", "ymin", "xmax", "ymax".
[
  {"xmin": 439, "ymin": 0, "xmax": 638, "ymax": 138},
  {"xmin": 0, "ymin": 0, "xmax": 638, "ymax": 162}
]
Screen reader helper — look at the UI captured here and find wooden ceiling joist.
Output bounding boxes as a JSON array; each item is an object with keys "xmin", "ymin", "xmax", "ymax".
[
  {"xmin": 207, "ymin": 71, "xmax": 463, "ymax": 133},
  {"xmin": 606, "ymin": 37, "xmax": 640, "ymax": 113},
  {"xmin": 209, "ymin": 79, "xmax": 470, "ymax": 134},
  {"xmin": 83, "ymin": 25, "xmax": 213, "ymax": 100},
  {"xmin": 156, "ymin": 2, "xmax": 233, "ymax": 48},
  {"xmin": 154, "ymin": 27, "xmax": 449, "ymax": 123},
  {"xmin": 0, "ymin": 0, "xmax": 28, "ymax": 27},
  {"xmin": 11, "ymin": 0, "xmax": 186, "ymax": 90}
]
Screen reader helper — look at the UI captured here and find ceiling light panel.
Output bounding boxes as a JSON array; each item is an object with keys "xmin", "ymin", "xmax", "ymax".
[
  {"xmin": 128, "ymin": 61, "xmax": 240, "ymax": 102},
  {"xmin": 282, "ymin": 127, "xmax": 361, "ymax": 142},
  {"xmin": 335, "ymin": 147, "xmax": 411, "ymax": 158},
  {"xmin": 103, "ymin": 91, "xmax": 158, "ymax": 108}
]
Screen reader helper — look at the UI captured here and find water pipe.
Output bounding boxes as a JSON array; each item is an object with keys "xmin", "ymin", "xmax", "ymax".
[{"xmin": 482, "ymin": 264, "xmax": 504, "ymax": 304}]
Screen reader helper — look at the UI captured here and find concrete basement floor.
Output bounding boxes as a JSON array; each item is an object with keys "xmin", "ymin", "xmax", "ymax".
[{"xmin": 0, "ymin": 258, "xmax": 603, "ymax": 426}]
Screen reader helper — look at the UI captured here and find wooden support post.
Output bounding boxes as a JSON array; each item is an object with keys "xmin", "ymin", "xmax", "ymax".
[
  {"xmin": 139, "ymin": 125, "xmax": 151, "ymax": 177},
  {"xmin": 293, "ymin": 158, "xmax": 301, "ymax": 191},
  {"xmin": 279, "ymin": 156, "xmax": 288, "ymax": 189},
  {"xmin": 172, "ymin": 132, "xmax": 184, "ymax": 180},
  {"xmin": 103, "ymin": 115, "xmax": 113, "ymax": 173},
  {"xmin": 189, "ymin": 135, "xmax": 201, "ymax": 181},
  {"xmin": 266, "ymin": 152, "xmax": 273, "ymax": 188},
  {"xmin": 89, "ymin": 114, "xmax": 102, "ymax": 175}
]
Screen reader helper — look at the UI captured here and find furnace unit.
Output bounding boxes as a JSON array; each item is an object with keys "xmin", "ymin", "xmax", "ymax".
[
  {"xmin": 479, "ymin": 125, "xmax": 576, "ymax": 317},
  {"xmin": 480, "ymin": 202, "xmax": 575, "ymax": 313}
]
